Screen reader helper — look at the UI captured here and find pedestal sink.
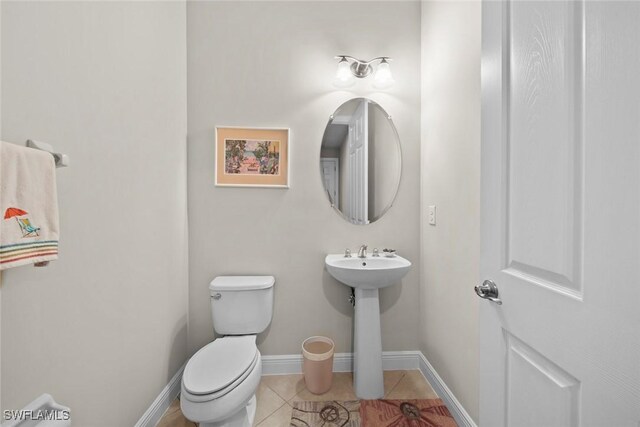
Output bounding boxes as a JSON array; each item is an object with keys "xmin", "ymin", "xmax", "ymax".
[{"xmin": 325, "ymin": 253, "xmax": 412, "ymax": 399}]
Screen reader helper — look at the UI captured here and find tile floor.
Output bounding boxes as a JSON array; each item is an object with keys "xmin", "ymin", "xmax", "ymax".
[{"xmin": 157, "ymin": 370, "xmax": 438, "ymax": 427}]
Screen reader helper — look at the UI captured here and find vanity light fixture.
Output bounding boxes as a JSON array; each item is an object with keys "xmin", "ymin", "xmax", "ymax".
[{"xmin": 333, "ymin": 56, "xmax": 395, "ymax": 89}]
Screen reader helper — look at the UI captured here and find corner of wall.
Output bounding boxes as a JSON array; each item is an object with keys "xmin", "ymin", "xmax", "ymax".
[
  {"xmin": 0, "ymin": 0, "xmax": 4, "ymax": 412},
  {"xmin": 420, "ymin": 0, "xmax": 481, "ymax": 423},
  {"xmin": 418, "ymin": 0, "xmax": 428, "ymax": 356},
  {"xmin": 0, "ymin": 273, "xmax": 3, "ymax": 413}
]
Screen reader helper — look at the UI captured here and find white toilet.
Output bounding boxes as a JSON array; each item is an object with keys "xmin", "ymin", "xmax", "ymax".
[{"xmin": 180, "ymin": 276, "xmax": 275, "ymax": 427}]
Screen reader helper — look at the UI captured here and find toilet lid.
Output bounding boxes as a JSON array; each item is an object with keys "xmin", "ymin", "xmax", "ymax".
[{"xmin": 183, "ymin": 336, "xmax": 258, "ymax": 395}]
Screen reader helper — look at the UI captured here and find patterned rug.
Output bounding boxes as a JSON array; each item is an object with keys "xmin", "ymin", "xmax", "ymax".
[
  {"xmin": 291, "ymin": 401, "xmax": 361, "ymax": 426},
  {"xmin": 290, "ymin": 399, "xmax": 457, "ymax": 427}
]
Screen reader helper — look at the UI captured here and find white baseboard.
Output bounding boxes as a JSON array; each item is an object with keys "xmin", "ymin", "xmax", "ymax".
[
  {"xmin": 261, "ymin": 350, "xmax": 421, "ymax": 375},
  {"xmin": 134, "ymin": 363, "xmax": 185, "ymax": 427},
  {"xmin": 381, "ymin": 350, "xmax": 421, "ymax": 371},
  {"xmin": 417, "ymin": 352, "xmax": 477, "ymax": 427},
  {"xmin": 139, "ymin": 352, "xmax": 475, "ymax": 427}
]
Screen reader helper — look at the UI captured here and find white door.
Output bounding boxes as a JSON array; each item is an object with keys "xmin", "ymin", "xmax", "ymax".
[
  {"xmin": 321, "ymin": 158, "xmax": 339, "ymax": 209},
  {"xmin": 348, "ymin": 99, "xmax": 369, "ymax": 224},
  {"xmin": 480, "ymin": 2, "xmax": 640, "ymax": 426}
]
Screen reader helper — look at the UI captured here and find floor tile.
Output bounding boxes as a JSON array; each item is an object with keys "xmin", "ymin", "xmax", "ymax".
[
  {"xmin": 156, "ymin": 398, "xmax": 197, "ymax": 427},
  {"xmin": 386, "ymin": 369, "xmax": 439, "ymax": 400},
  {"xmin": 261, "ymin": 374, "xmax": 305, "ymax": 401},
  {"xmin": 383, "ymin": 370, "xmax": 406, "ymax": 397},
  {"xmin": 156, "ymin": 371, "xmax": 441, "ymax": 427},
  {"xmin": 291, "ymin": 372, "xmax": 357, "ymax": 402},
  {"xmin": 254, "ymin": 381, "xmax": 287, "ymax": 425},
  {"xmin": 256, "ymin": 402, "xmax": 293, "ymax": 427}
]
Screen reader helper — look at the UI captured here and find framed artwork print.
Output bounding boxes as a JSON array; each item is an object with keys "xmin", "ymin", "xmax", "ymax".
[{"xmin": 215, "ymin": 127, "xmax": 290, "ymax": 188}]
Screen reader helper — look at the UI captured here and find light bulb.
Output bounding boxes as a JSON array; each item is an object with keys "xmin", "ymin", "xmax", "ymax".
[
  {"xmin": 333, "ymin": 58, "xmax": 355, "ymax": 88},
  {"xmin": 373, "ymin": 59, "xmax": 394, "ymax": 90}
]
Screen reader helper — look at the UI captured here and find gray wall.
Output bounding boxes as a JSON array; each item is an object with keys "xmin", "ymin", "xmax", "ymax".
[
  {"xmin": 420, "ymin": 0, "xmax": 481, "ymax": 422},
  {"xmin": 1, "ymin": 2, "xmax": 188, "ymax": 426},
  {"xmin": 187, "ymin": 1, "xmax": 421, "ymax": 355}
]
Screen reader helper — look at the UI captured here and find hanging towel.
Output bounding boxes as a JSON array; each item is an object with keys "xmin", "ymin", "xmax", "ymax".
[{"xmin": 0, "ymin": 141, "xmax": 59, "ymax": 270}]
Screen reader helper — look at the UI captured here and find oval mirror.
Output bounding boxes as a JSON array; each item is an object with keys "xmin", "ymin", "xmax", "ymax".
[{"xmin": 320, "ymin": 98, "xmax": 401, "ymax": 225}]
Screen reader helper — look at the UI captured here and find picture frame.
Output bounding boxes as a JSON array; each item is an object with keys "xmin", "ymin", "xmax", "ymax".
[{"xmin": 215, "ymin": 126, "xmax": 290, "ymax": 188}]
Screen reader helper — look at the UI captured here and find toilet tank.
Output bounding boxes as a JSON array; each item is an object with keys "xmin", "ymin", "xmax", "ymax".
[{"xmin": 209, "ymin": 276, "xmax": 275, "ymax": 335}]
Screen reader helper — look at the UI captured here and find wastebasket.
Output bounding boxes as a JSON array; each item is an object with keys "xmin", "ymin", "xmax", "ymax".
[{"xmin": 302, "ymin": 336, "xmax": 335, "ymax": 394}]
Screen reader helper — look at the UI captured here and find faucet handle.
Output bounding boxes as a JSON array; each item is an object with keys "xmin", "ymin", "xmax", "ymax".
[
  {"xmin": 372, "ymin": 248, "xmax": 380, "ymax": 257},
  {"xmin": 344, "ymin": 248, "xmax": 352, "ymax": 258}
]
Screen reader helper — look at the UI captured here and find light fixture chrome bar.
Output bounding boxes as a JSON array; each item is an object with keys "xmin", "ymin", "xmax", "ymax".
[
  {"xmin": 334, "ymin": 56, "xmax": 392, "ymax": 65},
  {"xmin": 335, "ymin": 56, "xmax": 392, "ymax": 78}
]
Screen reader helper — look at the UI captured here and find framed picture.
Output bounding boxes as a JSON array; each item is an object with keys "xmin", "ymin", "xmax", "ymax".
[{"xmin": 215, "ymin": 127, "xmax": 290, "ymax": 188}]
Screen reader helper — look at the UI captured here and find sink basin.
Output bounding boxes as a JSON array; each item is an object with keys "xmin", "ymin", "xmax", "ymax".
[
  {"xmin": 325, "ymin": 252, "xmax": 412, "ymax": 399},
  {"xmin": 324, "ymin": 254, "xmax": 411, "ymax": 289}
]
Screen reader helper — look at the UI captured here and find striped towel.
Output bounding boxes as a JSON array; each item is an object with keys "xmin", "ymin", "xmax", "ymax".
[{"xmin": 0, "ymin": 141, "xmax": 59, "ymax": 270}]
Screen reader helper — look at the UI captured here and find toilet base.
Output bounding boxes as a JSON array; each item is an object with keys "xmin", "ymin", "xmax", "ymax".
[{"xmin": 199, "ymin": 395, "xmax": 257, "ymax": 427}]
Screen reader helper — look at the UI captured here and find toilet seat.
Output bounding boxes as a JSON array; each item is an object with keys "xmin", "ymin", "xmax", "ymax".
[
  {"xmin": 181, "ymin": 352, "xmax": 262, "ymax": 425},
  {"xmin": 183, "ymin": 336, "xmax": 258, "ymax": 399}
]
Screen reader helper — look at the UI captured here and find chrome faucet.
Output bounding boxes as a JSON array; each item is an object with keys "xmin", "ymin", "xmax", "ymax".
[{"xmin": 357, "ymin": 244, "xmax": 368, "ymax": 258}]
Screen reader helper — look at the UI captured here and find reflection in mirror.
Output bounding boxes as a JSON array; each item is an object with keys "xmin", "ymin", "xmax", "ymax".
[{"xmin": 320, "ymin": 98, "xmax": 401, "ymax": 225}]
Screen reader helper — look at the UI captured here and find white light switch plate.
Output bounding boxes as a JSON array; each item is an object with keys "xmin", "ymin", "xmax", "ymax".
[{"xmin": 428, "ymin": 205, "xmax": 436, "ymax": 225}]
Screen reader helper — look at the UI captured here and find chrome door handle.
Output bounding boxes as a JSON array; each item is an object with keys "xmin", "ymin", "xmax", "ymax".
[{"xmin": 475, "ymin": 280, "xmax": 502, "ymax": 305}]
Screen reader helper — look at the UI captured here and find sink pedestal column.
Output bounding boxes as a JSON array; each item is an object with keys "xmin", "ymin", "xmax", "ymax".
[{"xmin": 353, "ymin": 288, "xmax": 384, "ymax": 399}]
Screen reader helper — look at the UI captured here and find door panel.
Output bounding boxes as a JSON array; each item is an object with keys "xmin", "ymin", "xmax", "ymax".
[
  {"xmin": 506, "ymin": 332, "xmax": 580, "ymax": 427},
  {"xmin": 507, "ymin": 0, "xmax": 584, "ymax": 297},
  {"xmin": 481, "ymin": 1, "xmax": 640, "ymax": 426}
]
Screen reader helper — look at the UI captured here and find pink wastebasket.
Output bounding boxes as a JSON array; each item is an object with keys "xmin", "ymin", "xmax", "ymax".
[{"xmin": 302, "ymin": 336, "xmax": 335, "ymax": 394}]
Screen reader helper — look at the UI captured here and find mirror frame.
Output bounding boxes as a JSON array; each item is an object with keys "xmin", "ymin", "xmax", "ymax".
[{"xmin": 319, "ymin": 97, "xmax": 403, "ymax": 225}]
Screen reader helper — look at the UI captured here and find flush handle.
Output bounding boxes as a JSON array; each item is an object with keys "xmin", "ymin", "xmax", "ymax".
[
  {"xmin": 475, "ymin": 280, "xmax": 502, "ymax": 305},
  {"xmin": 212, "ymin": 293, "xmax": 222, "ymax": 300}
]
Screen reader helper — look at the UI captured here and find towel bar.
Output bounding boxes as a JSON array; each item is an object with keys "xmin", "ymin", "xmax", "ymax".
[{"xmin": 26, "ymin": 139, "xmax": 69, "ymax": 168}]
